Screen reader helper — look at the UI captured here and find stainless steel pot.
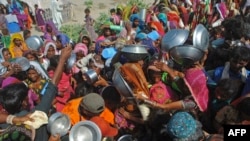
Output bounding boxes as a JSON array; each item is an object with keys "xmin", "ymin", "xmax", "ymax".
[
  {"xmin": 161, "ymin": 29, "xmax": 190, "ymax": 51},
  {"xmin": 83, "ymin": 69, "xmax": 98, "ymax": 84},
  {"xmin": 66, "ymin": 53, "xmax": 76, "ymax": 71},
  {"xmin": 121, "ymin": 45, "xmax": 148, "ymax": 62},
  {"xmin": 25, "ymin": 35, "xmax": 44, "ymax": 51},
  {"xmin": 47, "ymin": 112, "xmax": 71, "ymax": 137},
  {"xmin": 69, "ymin": 121, "xmax": 102, "ymax": 141},
  {"xmin": 117, "ymin": 134, "xmax": 137, "ymax": 141},
  {"xmin": 169, "ymin": 45, "xmax": 204, "ymax": 66},
  {"xmin": 0, "ymin": 63, "xmax": 7, "ymax": 76},
  {"xmin": 112, "ymin": 69, "xmax": 139, "ymax": 106},
  {"xmin": 192, "ymin": 24, "xmax": 209, "ymax": 51}
]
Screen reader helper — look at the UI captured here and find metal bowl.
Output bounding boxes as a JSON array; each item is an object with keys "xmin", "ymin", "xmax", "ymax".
[
  {"xmin": 47, "ymin": 112, "xmax": 71, "ymax": 137},
  {"xmin": 66, "ymin": 53, "xmax": 76, "ymax": 71},
  {"xmin": 169, "ymin": 45, "xmax": 204, "ymax": 66},
  {"xmin": 112, "ymin": 69, "xmax": 137, "ymax": 103},
  {"xmin": 25, "ymin": 35, "xmax": 44, "ymax": 51},
  {"xmin": 69, "ymin": 121, "xmax": 102, "ymax": 141},
  {"xmin": 193, "ymin": 24, "xmax": 209, "ymax": 51},
  {"xmin": 0, "ymin": 63, "xmax": 7, "ymax": 75},
  {"xmin": 161, "ymin": 29, "xmax": 190, "ymax": 51},
  {"xmin": 83, "ymin": 69, "xmax": 98, "ymax": 84},
  {"xmin": 12, "ymin": 57, "xmax": 30, "ymax": 71},
  {"xmin": 117, "ymin": 134, "xmax": 137, "ymax": 141},
  {"xmin": 121, "ymin": 45, "xmax": 148, "ymax": 62}
]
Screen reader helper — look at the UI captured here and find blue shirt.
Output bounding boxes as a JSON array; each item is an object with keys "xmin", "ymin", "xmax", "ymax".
[{"xmin": 213, "ymin": 66, "xmax": 250, "ymax": 83}]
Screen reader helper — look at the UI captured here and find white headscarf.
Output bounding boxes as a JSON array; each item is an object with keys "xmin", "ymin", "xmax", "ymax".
[
  {"xmin": 29, "ymin": 61, "xmax": 50, "ymax": 80},
  {"xmin": 43, "ymin": 42, "xmax": 59, "ymax": 56}
]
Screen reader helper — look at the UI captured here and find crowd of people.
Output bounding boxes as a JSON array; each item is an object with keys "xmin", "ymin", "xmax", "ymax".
[{"xmin": 0, "ymin": 0, "xmax": 250, "ymax": 140}]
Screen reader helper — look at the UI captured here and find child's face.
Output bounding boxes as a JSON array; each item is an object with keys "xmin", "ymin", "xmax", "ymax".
[
  {"xmin": 76, "ymin": 51, "xmax": 85, "ymax": 61},
  {"xmin": 2, "ymin": 50, "xmax": 11, "ymax": 61}
]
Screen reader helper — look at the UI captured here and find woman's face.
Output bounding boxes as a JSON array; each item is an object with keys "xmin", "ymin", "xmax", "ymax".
[
  {"xmin": 2, "ymin": 50, "xmax": 12, "ymax": 61},
  {"xmin": 133, "ymin": 19, "xmax": 140, "ymax": 27},
  {"xmin": 26, "ymin": 53, "xmax": 36, "ymax": 61},
  {"xmin": 27, "ymin": 69, "xmax": 40, "ymax": 82},
  {"xmin": 56, "ymin": 40, "xmax": 63, "ymax": 50},
  {"xmin": 46, "ymin": 25, "xmax": 52, "ymax": 33},
  {"xmin": 47, "ymin": 46, "xmax": 56, "ymax": 58},
  {"xmin": 14, "ymin": 38, "xmax": 22, "ymax": 47},
  {"xmin": 76, "ymin": 51, "xmax": 85, "ymax": 61}
]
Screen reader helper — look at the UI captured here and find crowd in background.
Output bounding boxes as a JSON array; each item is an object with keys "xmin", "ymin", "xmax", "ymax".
[{"xmin": 0, "ymin": 0, "xmax": 250, "ymax": 141}]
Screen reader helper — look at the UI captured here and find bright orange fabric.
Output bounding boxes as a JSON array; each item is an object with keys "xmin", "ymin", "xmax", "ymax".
[
  {"xmin": 9, "ymin": 33, "xmax": 29, "ymax": 58},
  {"xmin": 24, "ymin": 7, "xmax": 33, "ymax": 29},
  {"xmin": 61, "ymin": 97, "xmax": 115, "ymax": 126}
]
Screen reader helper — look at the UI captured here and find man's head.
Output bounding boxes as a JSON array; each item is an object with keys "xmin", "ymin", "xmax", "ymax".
[
  {"xmin": 230, "ymin": 47, "xmax": 250, "ymax": 73},
  {"xmin": 78, "ymin": 93, "xmax": 105, "ymax": 119}
]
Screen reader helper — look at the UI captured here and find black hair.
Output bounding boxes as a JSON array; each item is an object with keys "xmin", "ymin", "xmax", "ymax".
[
  {"xmin": 237, "ymin": 97, "xmax": 250, "ymax": 118},
  {"xmin": 230, "ymin": 47, "xmax": 250, "ymax": 62},
  {"xmin": 74, "ymin": 82, "xmax": 94, "ymax": 98},
  {"xmin": 216, "ymin": 78, "xmax": 242, "ymax": 101},
  {"xmin": 110, "ymin": 8, "xmax": 116, "ymax": 13},
  {"xmin": 1, "ymin": 48, "xmax": 9, "ymax": 54},
  {"xmin": 48, "ymin": 55, "xmax": 61, "ymax": 72},
  {"xmin": 0, "ymin": 83, "xmax": 28, "ymax": 114},
  {"xmin": 23, "ymin": 29, "xmax": 31, "ymax": 39},
  {"xmin": 84, "ymin": 8, "xmax": 90, "ymax": 13}
]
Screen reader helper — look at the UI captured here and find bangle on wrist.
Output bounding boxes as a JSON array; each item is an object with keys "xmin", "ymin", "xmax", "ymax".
[{"xmin": 6, "ymin": 115, "xmax": 16, "ymax": 124}]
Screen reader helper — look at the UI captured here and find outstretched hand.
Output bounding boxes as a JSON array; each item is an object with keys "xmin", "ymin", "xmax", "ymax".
[{"xmin": 13, "ymin": 113, "xmax": 34, "ymax": 124}]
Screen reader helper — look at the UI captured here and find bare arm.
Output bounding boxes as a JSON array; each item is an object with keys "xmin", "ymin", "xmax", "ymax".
[{"xmin": 51, "ymin": 46, "xmax": 72, "ymax": 85}]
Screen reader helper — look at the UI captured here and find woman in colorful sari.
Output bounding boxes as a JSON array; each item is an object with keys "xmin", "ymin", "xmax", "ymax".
[
  {"xmin": 6, "ymin": 0, "xmax": 28, "ymax": 30},
  {"xmin": 0, "ymin": 48, "xmax": 17, "ymax": 78},
  {"xmin": 22, "ymin": 2, "xmax": 32, "ymax": 29},
  {"xmin": 34, "ymin": 4, "xmax": 45, "ymax": 32},
  {"xmin": 24, "ymin": 61, "xmax": 50, "ymax": 108},
  {"xmin": 9, "ymin": 33, "xmax": 29, "ymax": 58}
]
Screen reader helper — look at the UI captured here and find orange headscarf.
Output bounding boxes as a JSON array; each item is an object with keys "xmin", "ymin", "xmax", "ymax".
[
  {"xmin": 9, "ymin": 33, "xmax": 29, "ymax": 58},
  {"xmin": 149, "ymin": 21, "xmax": 165, "ymax": 36}
]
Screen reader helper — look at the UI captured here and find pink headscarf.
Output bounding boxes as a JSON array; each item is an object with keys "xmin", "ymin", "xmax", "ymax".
[
  {"xmin": 1, "ymin": 77, "xmax": 20, "ymax": 88},
  {"xmin": 183, "ymin": 68, "xmax": 209, "ymax": 112},
  {"xmin": 73, "ymin": 43, "xmax": 88, "ymax": 56},
  {"xmin": 150, "ymin": 81, "xmax": 174, "ymax": 104}
]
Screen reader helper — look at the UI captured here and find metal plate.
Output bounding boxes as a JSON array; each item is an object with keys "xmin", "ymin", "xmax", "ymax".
[
  {"xmin": 66, "ymin": 53, "xmax": 76, "ymax": 71},
  {"xmin": 161, "ymin": 29, "xmax": 190, "ymax": 51},
  {"xmin": 25, "ymin": 35, "xmax": 44, "ymax": 51},
  {"xmin": 112, "ymin": 69, "xmax": 135, "ymax": 99},
  {"xmin": 13, "ymin": 57, "xmax": 30, "ymax": 71},
  {"xmin": 69, "ymin": 121, "xmax": 102, "ymax": 141},
  {"xmin": 121, "ymin": 45, "xmax": 148, "ymax": 54},
  {"xmin": 47, "ymin": 112, "xmax": 71, "ymax": 137},
  {"xmin": 0, "ymin": 63, "xmax": 7, "ymax": 75},
  {"xmin": 193, "ymin": 24, "xmax": 209, "ymax": 51}
]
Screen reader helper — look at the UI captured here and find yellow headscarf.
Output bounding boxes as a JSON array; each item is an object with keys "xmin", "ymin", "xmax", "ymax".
[{"xmin": 9, "ymin": 33, "xmax": 29, "ymax": 58}]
